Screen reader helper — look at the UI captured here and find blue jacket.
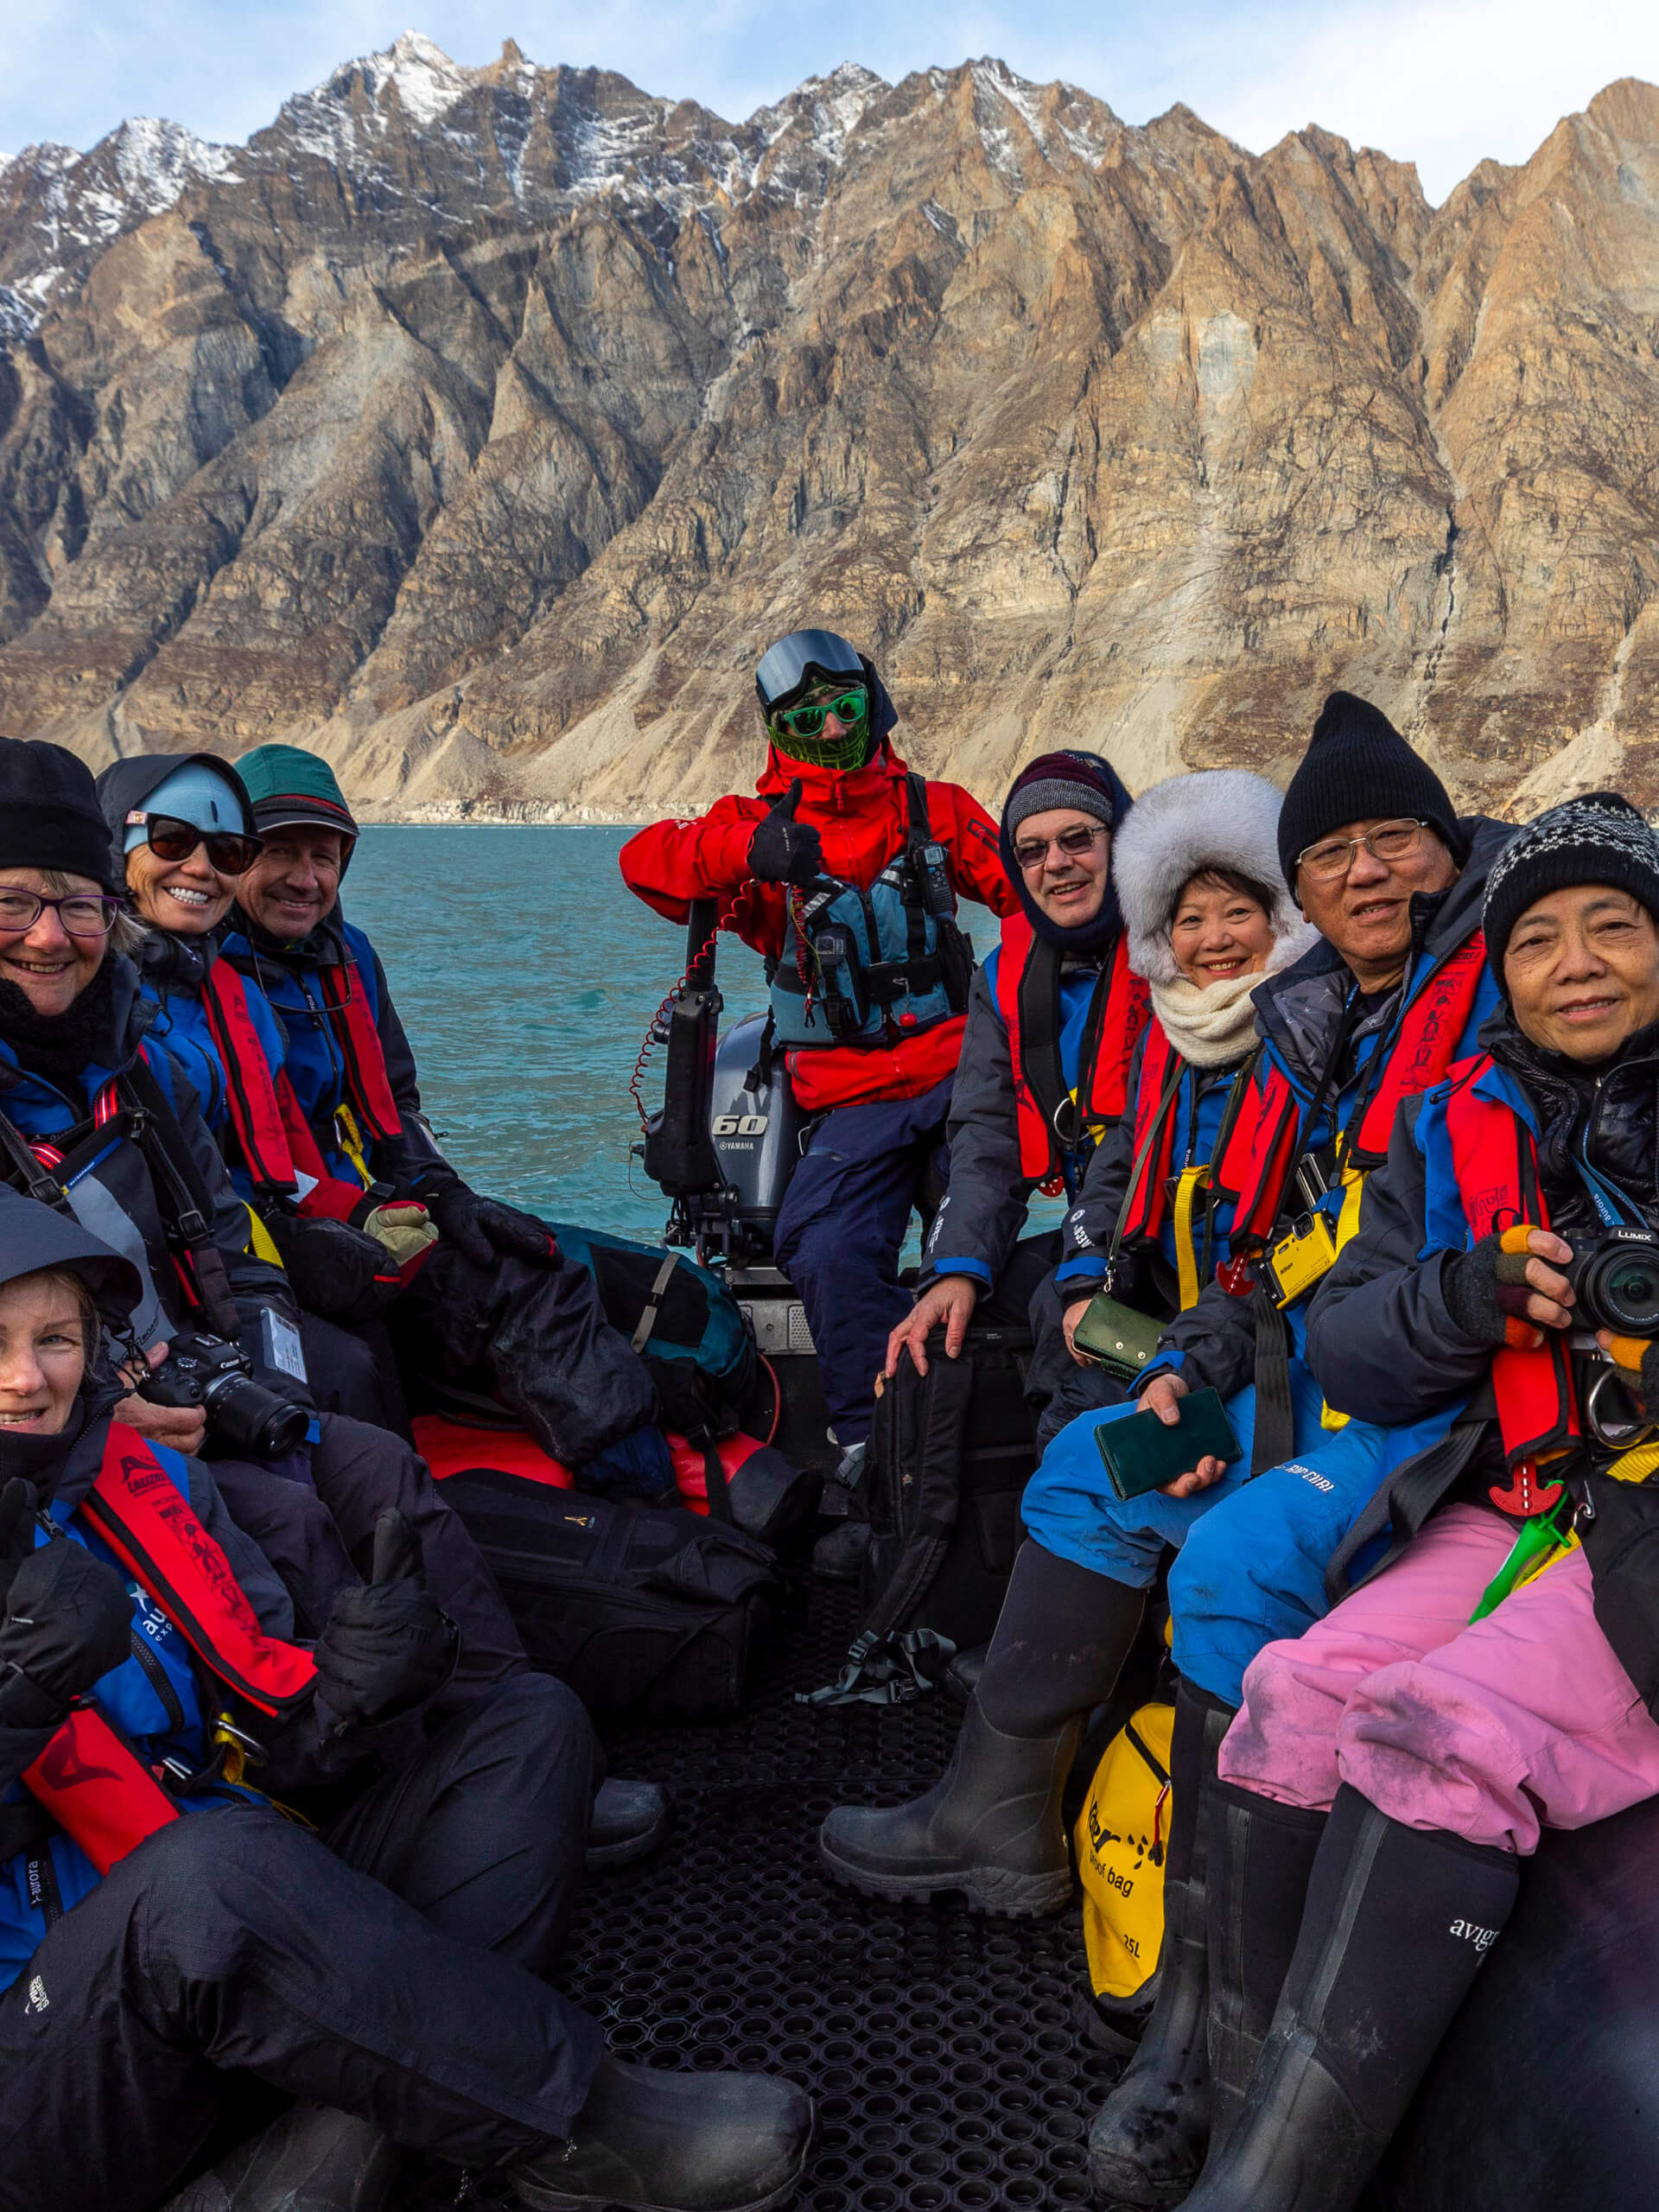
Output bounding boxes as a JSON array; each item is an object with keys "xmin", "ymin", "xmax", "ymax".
[
  {"xmin": 131, "ymin": 935, "xmax": 289, "ymax": 1197},
  {"xmin": 219, "ymin": 910, "xmax": 450, "ymax": 1200}
]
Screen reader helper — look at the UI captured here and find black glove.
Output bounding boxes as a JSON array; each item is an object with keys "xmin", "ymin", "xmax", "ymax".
[
  {"xmin": 315, "ymin": 1509, "xmax": 455, "ymax": 1732},
  {"xmin": 0, "ymin": 1510, "xmax": 133, "ymax": 1730},
  {"xmin": 746, "ymin": 779, "xmax": 824, "ymax": 887},
  {"xmin": 429, "ymin": 1184, "xmax": 560, "ymax": 1271},
  {"xmin": 1443, "ymin": 1231, "xmax": 1545, "ymax": 1346}
]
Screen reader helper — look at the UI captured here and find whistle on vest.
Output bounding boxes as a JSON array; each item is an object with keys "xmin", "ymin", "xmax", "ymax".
[{"xmin": 1487, "ymin": 1456, "xmax": 1567, "ymax": 1520}]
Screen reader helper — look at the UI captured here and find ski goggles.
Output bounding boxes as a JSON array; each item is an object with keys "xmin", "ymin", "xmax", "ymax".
[
  {"xmin": 771, "ymin": 688, "xmax": 868, "ymax": 744},
  {"xmin": 129, "ymin": 811, "xmax": 264, "ymax": 876},
  {"xmin": 754, "ymin": 629, "xmax": 865, "ymax": 714}
]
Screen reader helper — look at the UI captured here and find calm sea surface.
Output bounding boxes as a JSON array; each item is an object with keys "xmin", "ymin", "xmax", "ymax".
[{"xmin": 341, "ymin": 825, "xmax": 760, "ymax": 1243}]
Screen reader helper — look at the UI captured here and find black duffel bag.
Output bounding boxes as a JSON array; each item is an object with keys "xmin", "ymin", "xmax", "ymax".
[
  {"xmin": 439, "ymin": 1470, "xmax": 782, "ymax": 1720},
  {"xmin": 801, "ymin": 1321, "xmax": 1038, "ymax": 1707}
]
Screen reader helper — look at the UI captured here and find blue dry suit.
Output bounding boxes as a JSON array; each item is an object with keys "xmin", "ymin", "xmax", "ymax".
[
  {"xmin": 1021, "ymin": 869, "xmax": 1504, "ymax": 1706},
  {"xmin": 0, "ymin": 1440, "xmax": 276, "ymax": 1992}
]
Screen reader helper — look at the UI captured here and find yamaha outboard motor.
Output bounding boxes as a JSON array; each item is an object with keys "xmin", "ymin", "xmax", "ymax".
[{"xmin": 641, "ymin": 902, "xmax": 804, "ymax": 1265}]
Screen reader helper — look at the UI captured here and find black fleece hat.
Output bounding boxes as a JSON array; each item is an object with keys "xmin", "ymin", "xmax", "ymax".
[
  {"xmin": 1278, "ymin": 693, "xmax": 1463, "ymax": 887},
  {"xmin": 0, "ymin": 737, "xmax": 121, "ymax": 893},
  {"xmin": 1483, "ymin": 792, "xmax": 1659, "ymax": 970}
]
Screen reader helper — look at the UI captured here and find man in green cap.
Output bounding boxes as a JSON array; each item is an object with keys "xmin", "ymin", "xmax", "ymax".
[{"xmin": 219, "ymin": 745, "xmax": 672, "ymax": 1493}]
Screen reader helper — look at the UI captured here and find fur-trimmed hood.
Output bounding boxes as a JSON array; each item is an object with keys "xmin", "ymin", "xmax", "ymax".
[{"xmin": 1113, "ymin": 769, "xmax": 1315, "ymax": 985}]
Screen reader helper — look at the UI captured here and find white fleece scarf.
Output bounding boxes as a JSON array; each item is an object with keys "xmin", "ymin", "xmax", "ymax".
[{"xmin": 1148, "ymin": 919, "xmax": 1323, "ymax": 1068}]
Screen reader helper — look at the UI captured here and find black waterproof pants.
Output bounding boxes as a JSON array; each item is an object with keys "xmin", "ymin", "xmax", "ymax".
[
  {"xmin": 211, "ymin": 1412, "xmax": 528, "ymax": 1694},
  {"xmin": 394, "ymin": 1244, "xmax": 657, "ymax": 1469},
  {"xmin": 299, "ymin": 1311, "xmax": 413, "ymax": 1439},
  {"xmin": 0, "ymin": 1674, "xmax": 603, "ymax": 2212}
]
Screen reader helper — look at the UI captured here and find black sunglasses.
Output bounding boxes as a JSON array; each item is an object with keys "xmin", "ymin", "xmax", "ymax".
[{"xmin": 139, "ymin": 813, "xmax": 264, "ymax": 876}]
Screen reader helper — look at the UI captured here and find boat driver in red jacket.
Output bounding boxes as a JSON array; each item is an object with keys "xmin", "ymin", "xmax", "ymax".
[{"xmin": 620, "ymin": 631, "xmax": 1018, "ymax": 1484}]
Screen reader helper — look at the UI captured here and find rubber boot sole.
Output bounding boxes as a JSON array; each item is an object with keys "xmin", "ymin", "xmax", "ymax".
[
  {"xmin": 514, "ymin": 2113, "xmax": 817, "ymax": 2212},
  {"xmin": 584, "ymin": 1797, "xmax": 670, "ymax": 1872},
  {"xmin": 817, "ymin": 1829, "xmax": 1072, "ymax": 1917}
]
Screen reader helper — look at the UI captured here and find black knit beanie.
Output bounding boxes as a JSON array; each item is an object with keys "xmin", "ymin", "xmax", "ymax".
[
  {"xmin": 1483, "ymin": 793, "xmax": 1659, "ymax": 971},
  {"xmin": 0, "ymin": 737, "xmax": 121, "ymax": 892},
  {"xmin": 1277, "ymin": 693, "xmax": 1464, "ymax": 887}
]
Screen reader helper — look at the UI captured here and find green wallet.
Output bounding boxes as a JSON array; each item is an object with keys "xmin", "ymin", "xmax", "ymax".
[{"xmin": 1071, "ymin": 1294, "xmax": 1165, "ymax": 1383}]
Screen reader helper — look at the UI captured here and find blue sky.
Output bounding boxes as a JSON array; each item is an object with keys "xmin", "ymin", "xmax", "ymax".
[{"xmin": 5, "ymin": 0, "xmax": 1658, "ymax": 203}]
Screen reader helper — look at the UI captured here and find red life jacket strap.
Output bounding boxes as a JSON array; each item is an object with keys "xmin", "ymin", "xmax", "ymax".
[
  {"xmin": 1216, "ymin": 1057, "xmax": 1300, "ymax": 1246},
  {"xmin": 23, "ymin": 1705, "xmax": 180, "ymax": 1877},
  {"xmin": 1442, "ymin": 1056, "xmax": 1578, "ymax": 1465},
  {"xmin": 1350, "ymin": 931, "xmax": 1488, "ymax": 1166},
  {"xmin": 1083, "ymin": 938, "xmax": 1151, "ymax": 1126},
  {"xmin": 79, "ymin": 1427, "xmax": 318, "ymax": 1719},
  {"xmin": 1122, "ymin": 1020, "xmax": 1179, "ymax": 1242},
  {"xmin": 200, "ymin": 963, "xmax": 298, "ymax": 1194},
  {"xmin": 318, "ymin": 959, "xmax": 403, "ymax": 1144}
]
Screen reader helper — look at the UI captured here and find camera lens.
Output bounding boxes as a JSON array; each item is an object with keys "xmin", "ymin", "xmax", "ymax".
[
  {"xmin": 202, "ymin": 1372, "xmax": 308, "ymax": 1459},
  {"xmin": 1602, "ymin": 1252, "xmax": 1659, "ymax": 1336}
]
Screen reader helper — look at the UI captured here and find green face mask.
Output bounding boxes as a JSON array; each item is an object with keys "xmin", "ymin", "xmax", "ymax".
[{"xmin": 769, "ymin": 686, "xmax": 872, "ymax": 770}]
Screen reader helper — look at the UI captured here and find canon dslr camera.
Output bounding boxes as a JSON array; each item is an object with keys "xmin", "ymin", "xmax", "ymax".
[
  {"xmin": 139, "ymin": 1332, "xmax": 308, "ymax": 1459},
  {"xmin": 1565, "ymin": 1225, "xmax": 1659, "ymax": 1337}
]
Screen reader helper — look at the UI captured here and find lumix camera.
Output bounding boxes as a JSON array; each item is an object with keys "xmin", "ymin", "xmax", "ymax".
[
  {"xmin": 1564, "ymin": 1226, "xmax": 1659, "ymax": 1338},
  {"xmin": 139, "ymin": 1332, "xmax": 308, "ymax": 1459}
]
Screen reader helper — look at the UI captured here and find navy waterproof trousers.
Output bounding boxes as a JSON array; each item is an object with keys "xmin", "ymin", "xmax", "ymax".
[
  {"xmin": 774, "ymin": 1078, "xmax": 952, "ymax": 1446},
  {"xmin": 0, "ymin": 1674, "xmax": 601, "ymax": 2212}
]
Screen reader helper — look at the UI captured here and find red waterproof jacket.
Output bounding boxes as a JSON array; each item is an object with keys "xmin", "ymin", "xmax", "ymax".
[{"xmin": 620, "ymin": 743, "xmax": 1018, "ymax": 1111}]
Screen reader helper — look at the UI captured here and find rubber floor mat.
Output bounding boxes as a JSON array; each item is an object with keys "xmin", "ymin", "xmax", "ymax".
[{"xmin": 397, "ymin": 1579, "xmax": 1122, "ymax": 2210}]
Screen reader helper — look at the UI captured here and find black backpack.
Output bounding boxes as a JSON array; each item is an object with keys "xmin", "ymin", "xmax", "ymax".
[
  {"xmin": 440, "ymin": 1471, "xmax": 782, "ymax": 1721},
  {"xmin": 801, "ymin": 1322, "xmax": 1038, "ymax": 1707}
]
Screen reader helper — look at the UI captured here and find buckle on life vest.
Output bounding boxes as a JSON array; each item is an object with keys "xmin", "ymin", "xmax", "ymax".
[
  {"xmin": 1488, "ymin": 1456, "xmax": 1567, "ymax": 1519},
  {"xmin": 1216, "ymin": 1255, "xmax": 1255, "ymax": 1298}
]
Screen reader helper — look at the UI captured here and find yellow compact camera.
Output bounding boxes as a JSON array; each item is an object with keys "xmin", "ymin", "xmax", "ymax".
[{"xmin": 1261, "ymin": 1210, "xmax": 1339, "ymax": 1308}]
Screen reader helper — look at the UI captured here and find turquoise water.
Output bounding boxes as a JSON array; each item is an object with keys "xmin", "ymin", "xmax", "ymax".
[
  {"xmin": 341, "ymin": 825, "xmax": 762, "ymax": 1242},
  {"xmin": 342, "ymin": 824, "xmax": 1014, "ymax": 1249}
]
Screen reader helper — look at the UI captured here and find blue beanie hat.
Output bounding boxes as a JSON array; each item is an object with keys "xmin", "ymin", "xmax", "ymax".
[{"xmin": 122, "ymin": 760, "xmax": 249, "ymax": 854}]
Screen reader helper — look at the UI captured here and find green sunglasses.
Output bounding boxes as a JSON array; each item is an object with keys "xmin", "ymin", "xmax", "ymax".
[{"xmin": 772, "ymin": 688, "xmax": 868, "ymax": 742}]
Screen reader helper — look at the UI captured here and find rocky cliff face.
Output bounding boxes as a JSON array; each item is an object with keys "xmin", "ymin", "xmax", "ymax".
[{"xmin": 3, "ymin": 35, "xmax": 1659, "ymax": 817}]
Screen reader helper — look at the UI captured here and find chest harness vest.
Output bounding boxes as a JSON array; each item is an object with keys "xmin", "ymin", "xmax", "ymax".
[
  {"xmin": 19, "ymin": 1425, "xmax": 317, "ymax": 1876},
  {"xmin": 1116, "ymin": 1020, "xmax": 1255, "ymax": 1312},
  {"xmin": 768, "ymin": 775, "xmax": 975, "ymax": 1050},
  {"xmin": 997, "ymin": 918, "xmax": 1149, "ymax": 1191},
  {"xmin": 1217, "ymin": 931, "xmax": 1489, "ymax": 1254},
  {"xmin": 229, "ymin": 939, "xmax": 404, "ymax": 1185}
]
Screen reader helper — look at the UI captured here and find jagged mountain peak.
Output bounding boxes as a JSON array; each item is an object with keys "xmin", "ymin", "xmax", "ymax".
[{"xmin": 3, "ymin": 59, "xmax": 1659, "ymax": 822}]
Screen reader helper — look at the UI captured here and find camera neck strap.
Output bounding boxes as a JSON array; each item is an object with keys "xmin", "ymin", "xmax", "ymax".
[
  {"xmin": 117, "ymin": 1058, "xmax": 241, "ymax": 1341},
  {"xmin": 1573, "ymin": 1135, "xmax": 1645, "ymax": 1231}
]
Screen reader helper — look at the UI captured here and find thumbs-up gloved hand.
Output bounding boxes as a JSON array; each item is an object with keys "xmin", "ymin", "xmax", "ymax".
[
  {"xmin": 0, "ymin": 1486, "xmax": 133, "ymax": 1731},
  {"xmin": 747, "ymin": 779, "xmax": 824, "ymax": 887},
  {"xmin": 315, "ymin": 1509, "xmax": 456, "ymax": 1732}
]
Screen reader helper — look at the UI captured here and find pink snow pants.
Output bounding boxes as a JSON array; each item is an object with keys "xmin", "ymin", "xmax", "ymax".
[{"xmin": 1220, "ymin": 1503, "xmax": 1659, "ymax": 1853}]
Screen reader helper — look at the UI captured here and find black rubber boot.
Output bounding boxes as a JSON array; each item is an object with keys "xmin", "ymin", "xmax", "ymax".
[
  {"xmin": 586, "ymin": 1777, "xmax": 670, "ymax": 1871},
  {"xmin": 817, "ymin": 1543, "xmax": 1145, "ymax": 1916},
  {"xmin": 1178, "ymin": 1786, "xmax": 1522, "ymax": 2212},
  {"xmin": 1087, "ymin": 1686, "xmax": 1233, "ymax": 2208},
  {"xmin": 162, "ymin": 2104, "xmax": 398, "ymax": 2211},
  {"xmin": 1203, "ymin": 1781, "xmax": 1326, "ymax": 2154},
  {"xmin": 512, "ymin": 2052, "xmax": 815, "ymax": 2212}
]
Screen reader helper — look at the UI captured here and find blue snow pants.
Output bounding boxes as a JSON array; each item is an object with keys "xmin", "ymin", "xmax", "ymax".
[
  {"xmin": 774, "ymin": 1077, "xmax": 953, "ymax": 1446},
  {"xmin": 1020, "ymin": 1362, "xmax": 1464, "ymax": 1706}
]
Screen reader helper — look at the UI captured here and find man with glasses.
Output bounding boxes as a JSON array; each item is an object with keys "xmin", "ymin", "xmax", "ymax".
[
  {"xmin": 215, "ymin": 745, "xmax": 675, "ymax": 1509},
  {"xmin": 621, "ymin": 629, "xmax": 1017, "ymax": 1490}
]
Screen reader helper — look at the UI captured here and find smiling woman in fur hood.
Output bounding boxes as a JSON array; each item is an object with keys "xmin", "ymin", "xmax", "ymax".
[{"xmin": 1046, "ymin": 769, "xmax": 1317, "ymax": 1402}]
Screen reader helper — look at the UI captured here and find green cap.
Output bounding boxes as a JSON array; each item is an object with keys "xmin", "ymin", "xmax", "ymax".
[{"xmin": 237, "ymin": 744, "xmax": 359, "ymax": 842}]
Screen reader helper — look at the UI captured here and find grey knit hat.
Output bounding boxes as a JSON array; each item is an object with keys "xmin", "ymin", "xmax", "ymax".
[{"xmin": 1484, "ymin": 792, "xmax": 1659, "ymax": 969}]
